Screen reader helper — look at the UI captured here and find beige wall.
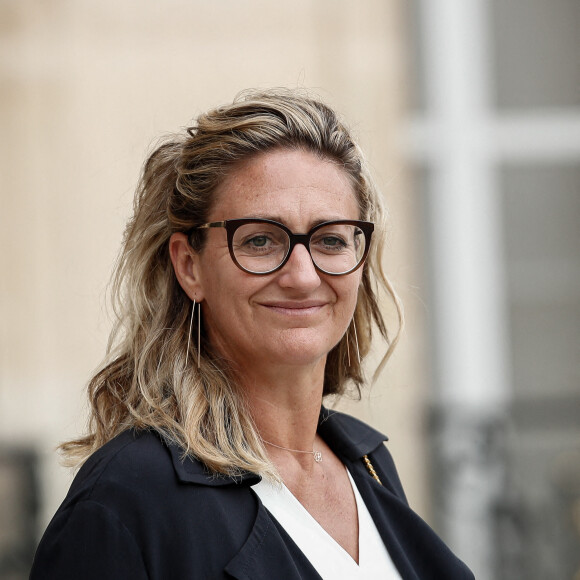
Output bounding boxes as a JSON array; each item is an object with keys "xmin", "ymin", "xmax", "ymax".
[{"xmin": 0, "ymin": 0, "xmax": 430, "ymax": 530}]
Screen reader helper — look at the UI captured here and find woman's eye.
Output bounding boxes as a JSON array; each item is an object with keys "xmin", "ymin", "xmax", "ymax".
[
  {"xmin": 248, "ymin": 235, "xmax": 269, "ymax": 247},
  {"xmin": 313, "ymin": 235, "xmax": 348, "ymax": 250},
  {"xmin": 322, "ymin": 236, "xmax": 346, "ymax": 247}
]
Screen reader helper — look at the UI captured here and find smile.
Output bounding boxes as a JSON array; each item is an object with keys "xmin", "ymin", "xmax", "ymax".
[{"xmin": 260, "ymin": 301, "xmax": 328, "ymax": 316}]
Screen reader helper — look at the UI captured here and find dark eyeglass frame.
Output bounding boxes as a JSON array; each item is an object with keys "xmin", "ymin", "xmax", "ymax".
[{"xmin": 187, "ymin": 218, "xmax": 374, "ymax": 276}]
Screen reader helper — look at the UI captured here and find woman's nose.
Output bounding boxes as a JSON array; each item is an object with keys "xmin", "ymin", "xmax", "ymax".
[{"xmin": 277, "ymin": 243, "xmax": 321, "ymax": 289}]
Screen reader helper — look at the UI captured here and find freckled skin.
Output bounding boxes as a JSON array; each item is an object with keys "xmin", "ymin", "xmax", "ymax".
[{"xmin": 192, "ymin": 148, "xmax": 363, "ymax": 375}]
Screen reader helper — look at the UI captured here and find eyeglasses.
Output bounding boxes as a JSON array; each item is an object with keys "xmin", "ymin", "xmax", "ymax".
[{"xmin": 188, "ymin": 218, "xmax": 374, "ymax": 276}]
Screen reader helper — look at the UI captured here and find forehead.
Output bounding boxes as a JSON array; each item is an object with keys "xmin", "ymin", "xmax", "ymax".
[{"xmin": 210, "ymin": 148, "xmax": 360, "ymax": 224}]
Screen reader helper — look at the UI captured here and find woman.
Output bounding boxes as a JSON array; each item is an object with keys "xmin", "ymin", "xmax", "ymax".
[{"xmin": 31, "ymin": 89, "xmax": 473, "ymax": 579}]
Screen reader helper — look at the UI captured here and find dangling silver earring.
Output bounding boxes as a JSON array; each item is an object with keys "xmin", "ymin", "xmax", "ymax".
[
  {"xmin": 352, "ymin": 318, "xmax": 361, "ymax": 364},
  {"xmin": 346, "ymin": 319, "xmax": 361, "ymax": 367},
  {"xmin": 346, "ymin": 328, "xmax": 351, "ymax": 367},
  {"xmin": 197, "ymin": 300, "xmax": 201, "ymax": 370},
  {"xmin": 186, "ymin": 299, "xmax": 201, "ymax": 369}
]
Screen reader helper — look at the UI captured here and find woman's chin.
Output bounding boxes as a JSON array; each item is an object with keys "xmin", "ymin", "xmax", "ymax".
[{"xmin": 259, "ymin": 331, "xmax": 333, "ymax": 368}]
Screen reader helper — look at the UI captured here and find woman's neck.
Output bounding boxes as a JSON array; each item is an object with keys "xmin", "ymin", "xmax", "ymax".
[{"xmin": 240, "ymin": 359, "xmax": 325, "ymax": 454}]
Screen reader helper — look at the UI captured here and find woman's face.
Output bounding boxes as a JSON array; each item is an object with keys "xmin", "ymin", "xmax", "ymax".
[{"xmin": 192, "ymin": 148, "xmax": 363, "ymax": 373}]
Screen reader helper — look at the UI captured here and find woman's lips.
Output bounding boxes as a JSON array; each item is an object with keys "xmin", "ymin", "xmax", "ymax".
[{"xmin": 259, "ymin": 301, "xmax": 327, "ymax": 316}]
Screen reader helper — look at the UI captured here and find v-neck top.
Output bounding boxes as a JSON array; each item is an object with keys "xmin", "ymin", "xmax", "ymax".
[{"xmin": 253, "ymin": 470, "xmax": 402, "ymax": 579}]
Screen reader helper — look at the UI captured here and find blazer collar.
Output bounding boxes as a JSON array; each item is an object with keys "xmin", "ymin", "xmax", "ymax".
[
  {"xmin": 166, "ymin": 441, "xmax": 261, "ymax": 487},
  {"xmin": 317, "ymin": 407, "xmax": 388, "ymax": 461},
  {"xmin": 166, "ymin": 406, "xmax": 387, "ymax": 487}
]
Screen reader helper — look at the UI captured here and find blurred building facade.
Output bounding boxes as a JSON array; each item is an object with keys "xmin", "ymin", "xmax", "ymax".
[
  {"xmin": 1, "ymin": 1, "xmax": 579, "ymax": 579},
  {"xmin": 406, "ymin": 0, "xmax": 580, "ymax": 578}
]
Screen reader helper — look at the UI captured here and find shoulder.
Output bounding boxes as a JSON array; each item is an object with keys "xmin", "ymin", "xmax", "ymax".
[
  {"xmin": 64, "ymin": 429, "xmax": 256, "ymax": 510},
  {"xmin": 47, "ymin": 431, "xmax": 257, "ymax": 548},
  {"xmin": 65, "ymin": 430, "xmax": 173, "ymax": 503},
  {"xmin": 33, "ymin": 431, "xmax": 260, "ymax": 578}
]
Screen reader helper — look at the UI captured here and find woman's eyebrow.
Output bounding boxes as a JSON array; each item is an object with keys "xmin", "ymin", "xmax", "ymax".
[{"xmin": 238, "ymin": 214, "xmax": 350, "ymax": 228}]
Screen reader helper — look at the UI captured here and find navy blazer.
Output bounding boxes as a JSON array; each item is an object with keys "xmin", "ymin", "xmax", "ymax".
[{"xmin": 30, "ymin": 409, "xmax": 474, "ymax": 579}]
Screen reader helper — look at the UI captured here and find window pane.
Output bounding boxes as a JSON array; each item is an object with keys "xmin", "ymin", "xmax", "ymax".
[{"xmin": 491, "ymin": 0, "xmax": 580, "ymax": 109}]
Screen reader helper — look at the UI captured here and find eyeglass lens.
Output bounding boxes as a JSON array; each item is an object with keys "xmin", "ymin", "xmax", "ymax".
[{"xmin": 231, "ymin": 222, "xmax": 366, "ymax": 274}]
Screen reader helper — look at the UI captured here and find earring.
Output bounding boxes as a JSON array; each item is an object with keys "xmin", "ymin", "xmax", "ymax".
[
  {"xmin": 352, "ymin": 318, "xmax": 361, "ymax": 364},
  {"xmin": 186, "ymin": 299, "xmax": 201, "ymax": 370},
  {"xmin": 346, "ymin": 330, "xmax": 351, "ymax": 367},
  {"xmin": 346, "ymin": 318, "xmax": 361, "ymax": 367},
  {"xmin": 197, "ymin": 300, "xmax": 201, "ymax": 369}
]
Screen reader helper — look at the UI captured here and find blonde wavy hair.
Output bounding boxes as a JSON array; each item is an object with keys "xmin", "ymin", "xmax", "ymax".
[{"xmin": 61, "ymin": 89, "xmax": 404, "ymax": 478}]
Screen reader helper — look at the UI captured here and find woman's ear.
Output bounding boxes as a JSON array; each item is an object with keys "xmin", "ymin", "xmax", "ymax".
[{"xmin": 169, "ymin": 233, "xmax": 205, "ymax": 301}]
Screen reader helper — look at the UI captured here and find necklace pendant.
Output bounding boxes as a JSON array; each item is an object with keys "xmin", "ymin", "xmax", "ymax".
[{"xmin": 313, "ymin": 451, "xmax": 323, "ymax": 463}]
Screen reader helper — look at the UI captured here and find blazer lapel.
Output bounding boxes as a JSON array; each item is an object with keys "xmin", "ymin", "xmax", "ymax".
[
  {"xmin": 349, "ymin": 457, "xmax": 473, "ymax": 580},
  {"xmin": 348, "ymin": 463, "xmax": 419, "ymax": 579},
  {"xmin": 224, "ymin": 499, "xmax": 322, "ymax": 580}
]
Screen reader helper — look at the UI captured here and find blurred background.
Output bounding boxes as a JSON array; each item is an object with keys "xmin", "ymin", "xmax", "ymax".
[{"xmin": 1, "ymin": 1, "xmax": 579, "ymax": 578}]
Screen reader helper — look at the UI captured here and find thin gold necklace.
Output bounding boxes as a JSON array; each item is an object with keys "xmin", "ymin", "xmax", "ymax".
[{"xmin": 262, "ymin": 439, "xmax": 323, "ymax": 463}]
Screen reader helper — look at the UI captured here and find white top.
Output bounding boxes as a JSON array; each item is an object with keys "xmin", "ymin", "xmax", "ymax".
[{"xmin": 253, "ymin": 470, "xmax": 402, "ymax": 579}]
